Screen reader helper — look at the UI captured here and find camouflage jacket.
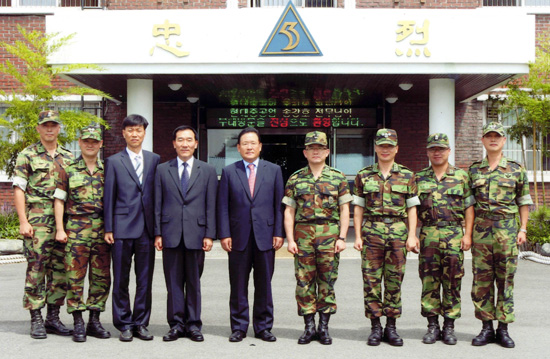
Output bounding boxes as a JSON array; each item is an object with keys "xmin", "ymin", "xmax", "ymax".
[
  {"xmin": 469, "ymin": 156, "xmax": 533, "ymax": 215},
  {"xmin": 13, "ymin": 142, "xmax": 74, "ymax": 208},
  {"xmin": 416, "ymin": 165, "xmax": 475, "ymax": 223},
  {"xmin": 353, "ymin": 162, "xmax": 419, "ymax": 218},
  {"xmin": 282, "ymin": 165, "xmax": 352, "ymax": 223},
  {"xmin": 53, "ymin": 156, "xmax": 104, "ymax": 216}
]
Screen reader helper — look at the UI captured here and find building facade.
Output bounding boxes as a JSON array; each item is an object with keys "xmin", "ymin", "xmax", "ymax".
[{"xmin": 1, "ymin": 0, "xmax": 549, "ymax": 207}]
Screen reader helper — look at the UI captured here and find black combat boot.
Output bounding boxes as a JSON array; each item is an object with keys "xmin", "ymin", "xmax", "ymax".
[
  {"xmin": 297, "ymin": 314, "xmax": 316, "ymax": 344},
  {"xmin": 30, "ymin": 309, "xmax": 47, "ymax": 339},
  {"xmin": 87, "ymin": 310, "xmax": 111, "ymax": 339},
  {"xmin": 317, "ymin": 312, "xmax": 332, "ymax": 345},
  {"xmin": 367, "ymin": 317, "xmax": 383, "ymax": 346},
  {"xmin": 441, "ymin": 318, "xmax": 457, "ymax": 345},
  {"xmin": 44, "ymin": 304, "xmax": 72, "ymax": 336},
  {"xmin": 422, "ymin": 316, "xmax": 440, "ymax": 344},
  {"xmin": 383, "ymin": 317, "xmax": 403, "ymax": 346},
  {"xmin": 72, "ymin": 311, "xmax": 86, "ymax": 342},
  {"xmin": 496, "ymin": 322, "xmax": 515, "ymax": 348},
  {"xmin": 471, "ymin": 320, "xmax": 495, "ymax": 346}
]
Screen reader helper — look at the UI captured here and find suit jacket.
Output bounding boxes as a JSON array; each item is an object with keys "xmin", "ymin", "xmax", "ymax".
[
  {"xmin": 154, "ymin": 158, "xmax": 217, "ymax": 250},
  {"xmin": 217, "ymin": 159, "xmax": 284, "ymax": 252},
  {"xmin": 104, "ymin": 149, "xmax": 160, "ymax": 239}
]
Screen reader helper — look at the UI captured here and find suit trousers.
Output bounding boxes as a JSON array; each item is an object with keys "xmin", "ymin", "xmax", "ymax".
[
  {"xmin": 228, "ymin": 232, "xmax": 275, "ymax": 334},
  {"xmin": 163, "ymin": 239, "xmax": 205, "ymax": 332},
  {"xmin": 111, "ymin": 231, "xmax": 155, "ymax": 331}
]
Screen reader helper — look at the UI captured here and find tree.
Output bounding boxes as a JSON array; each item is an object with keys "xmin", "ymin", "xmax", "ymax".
[
  {"xmin": 498, "ymin": 31, "xmax": 550, "ymax": 208},
  {"xmin": 0, "ymin": 25, "xmax": 111, "ymax": 177}
]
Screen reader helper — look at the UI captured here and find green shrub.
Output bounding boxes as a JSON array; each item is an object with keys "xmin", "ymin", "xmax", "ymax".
[
  {"xmin": 0, "ymin": 205, "xmax": 20, "ymax": 239},
  {"xmin": 527, "ymin": 206, "xmax": 550, "ymax": 245}
]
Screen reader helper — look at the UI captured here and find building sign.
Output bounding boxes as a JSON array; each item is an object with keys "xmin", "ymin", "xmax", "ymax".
[
  {"xmin": 395, "ymin": 20, "xmax": 431, "ymax": 58},
  {"xmin": 207, "ymin": 108, "xmax": 376, "ymax": 128},
  {"xmin": 149, "ymin": 19, "xmax": 190, "ymax": 57},
  {"xmin": 260, "ymin": 1, "xmax": 322, "ymax": 56}
]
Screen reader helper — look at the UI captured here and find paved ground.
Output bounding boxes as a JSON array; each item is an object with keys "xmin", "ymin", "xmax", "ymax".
[{"xmin": 1, "ymin": 245, "xmax": 549, "ymax": 359}]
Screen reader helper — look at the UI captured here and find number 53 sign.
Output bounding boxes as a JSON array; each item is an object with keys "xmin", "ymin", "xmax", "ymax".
[{"xmin": 260, "ymin": 1, "xmax": 323, "ymax": 56}]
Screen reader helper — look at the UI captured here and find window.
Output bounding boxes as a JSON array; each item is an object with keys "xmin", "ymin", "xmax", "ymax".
[
  {"xmin": 483, "ymin": 0, "xmax": 550, "ymax": 6},
  {"xmin": 251, "ymin": 0, "xmax": 334, "ymax": 7},
  {"xmin": 333, "ymin": 128, "xmax": 375, "ymax": 178},
  {"xmin": 500, "ymin": 110, "xmax": 550, "ymax": 174},
  {"xmin": 0, "ymin": 0, "xmax": 102, "ymax": 7}
]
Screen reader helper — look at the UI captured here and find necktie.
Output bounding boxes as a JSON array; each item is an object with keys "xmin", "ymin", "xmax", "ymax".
[
  {"xmin": 181, "ymin": 162, "xmax": 189, "ymax": 197},
  {"xmin": 248, "ymin": 163, "xmax": 255, "ymax": 198},
  {"xmin": 134, "ymin": 155, "xmax": 143, "ymax": 184}
]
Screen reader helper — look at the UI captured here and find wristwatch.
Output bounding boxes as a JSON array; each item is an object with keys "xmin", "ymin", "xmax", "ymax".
[
  {"xmin": 519, "ymin": 228, "xmax": 527, "ymax": 234},
  {"xmin": 337, "ymin": 237, "xmax": 346, "ymax": 241}
]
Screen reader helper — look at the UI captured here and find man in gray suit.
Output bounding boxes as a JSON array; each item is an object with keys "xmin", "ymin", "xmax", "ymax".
[
  {"xmin": 154, "ymin": 125, "xmax": 217, "ymax": 342},
  {"xmin": 104, "ymin": 114, "xmax": 160, "ymax": 342}
]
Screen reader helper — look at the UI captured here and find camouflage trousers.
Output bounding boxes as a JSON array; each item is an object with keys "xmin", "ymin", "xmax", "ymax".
[
  {"xmin": 472, "ymin": 217, "xmax": 518, "ymax": 323},
  {"xmin": 361, "ymin": 220, "xmax": 407, "ymax": 319},
  {"xmin": 419, "ymin": 225, "xmax": 464, "ymax": 319},
  {"xmin": 65, "ymin": 216, "xmax": 111, "ymax": 314},
  {"xmin": 294, "ymin": 222, "xmax": 340, "ymax": 316},
  {"xmin": 23, "ymin": 209, "xmax": 67, "ymax": 310}
]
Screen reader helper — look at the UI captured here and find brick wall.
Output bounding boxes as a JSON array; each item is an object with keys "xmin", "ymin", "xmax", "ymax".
[
  {"xmin": 390, "ymin": 102, "xmax": 430, "ymax": 172},
  {"xmin": 0, "ymin": 182, "xmax": 14, "ymax": 209},
  {"xmin": 152, "ymin": 102, "xmax": 194, "ymax": 163},
  {"xmin": 0, "ymin": 15, "xmax": 74, "ymax": 93},
  {"xmin": 529, "ymin": 182, "xmax": 550, "ymax": 209},
  {"xmin": 103, "ymin": 101, "xmax": 194, "ymax": 163},
  {"xmin": 106, "ymin": 0, "xmax": 226, "ymax": 9},
  {"xmin": 356, "ymin": 0, "xmax": 480, "ymax": 9},
  {"xmin": 455, "ymin": 100, "xmax": 484, "ymax": 171},
  {"xmin": 0, "ymin": 16, "xmax": 46, "ymax": 93}
]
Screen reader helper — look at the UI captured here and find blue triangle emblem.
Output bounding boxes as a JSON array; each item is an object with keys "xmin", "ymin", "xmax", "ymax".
[{"xmin": 260, "ymin": 1, "xmax": 322, "ymax": 56}]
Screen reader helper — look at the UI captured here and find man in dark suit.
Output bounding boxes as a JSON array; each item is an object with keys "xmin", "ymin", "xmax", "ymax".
[
  {"xmin": 217, "ymin": 127, "xmax": 284, "ymax": 343},
  {"xmin": 153, "ymin": 125, "xmax": 217, "ymax": 343},
  {"xmin": 104, "ymin": 114, "xmax": 160, "ymax": 342}
]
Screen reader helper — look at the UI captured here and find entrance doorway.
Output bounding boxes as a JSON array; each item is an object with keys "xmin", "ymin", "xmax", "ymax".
[{"xmin": 261, "ymin": 134, "xmax": 308, "ymax": 183}]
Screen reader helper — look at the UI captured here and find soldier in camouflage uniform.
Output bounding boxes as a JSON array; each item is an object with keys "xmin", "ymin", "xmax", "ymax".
[
  {"xmin": 283, "ymin": 131, "xmax": 352, "ymax": 345},
  {"xmin": 416, "ymin": 133, "xmax": 475, "ymax": 345},
  {"xmin": 12, "ymin": 110, "xmax": 74, "ymax": 339},
  {"xmin": 469, "ymin": 122, "xmax": 532, "ymax": 349},
  {"xmin": 352, "ymin": 128, "xmax": 420, "ymax": 347},
  {"xmin": 53, "ymin": 126, "xmax": 111, "ymax": 342}
]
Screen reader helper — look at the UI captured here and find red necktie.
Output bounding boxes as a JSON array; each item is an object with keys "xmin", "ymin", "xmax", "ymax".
[{"xmin": 248, "ymin": 163, "xmax": 255, "ymax": 197}]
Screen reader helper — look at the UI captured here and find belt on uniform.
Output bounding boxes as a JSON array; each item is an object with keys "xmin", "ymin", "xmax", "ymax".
[
  {"xmin": 476, "ymin": 211, "xmax": 516, "ymax": 221},
  {"xmin": 365, "ymin": 216, "xmax": 404, "ymax": 224},
  {"xmin": 422, "ymin": 220, "xmax": 462, "ymax": 227},
  {"xmin": 68, "ymin": 212, "xmax": 103, "ymax": 219},
  {"xmin": 27, "ymin": 202, "xmax": 53, "ymax": 209},
  {"xmin": 297, "ymin": 219, "xmax": 337, "ymax": 225}
]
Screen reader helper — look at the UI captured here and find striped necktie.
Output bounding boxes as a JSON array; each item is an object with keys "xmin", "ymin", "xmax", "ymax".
[
  {"xmin": 134, "ymin": 155, "xmax": 143, "ymax": 184},
  {"xmin": 181, "ymin": 162, "xmax": 189, "ymax": 197}
]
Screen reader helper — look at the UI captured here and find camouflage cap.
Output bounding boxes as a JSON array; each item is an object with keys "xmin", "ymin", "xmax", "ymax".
[
  {"xmin": 375, "ymin": 128, "xmax": 398, "ymax": 146},
  {"xmin": 305, "ymin": 131, "xmax": 328, "ymax": 146},
  {"xmin": 483, "ymin": 122, "xmax": 506, "ymax": 136},
  {"xmin": 38, "ymin": 110, "xmax": 61, "ymax": 125},
  {"xmin": 80, "ymin": 126, "xmax": 102, "ymax": 141},
  {"xmin": 426, "ymin": 133, "xmax": 450, "ymax": 148}
]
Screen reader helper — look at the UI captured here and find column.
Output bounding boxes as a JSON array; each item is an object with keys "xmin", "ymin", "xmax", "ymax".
[
  {"xmin": 429, "ymin": 78, "xmax": 455, "ymax": 164},
  {"xmin": 127, "ymin": 79, "xmax": 153, "ymax": 152}
]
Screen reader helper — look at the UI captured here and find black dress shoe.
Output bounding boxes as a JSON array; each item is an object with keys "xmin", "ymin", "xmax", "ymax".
[
  {"xmin": 255, "ymin": 330, "xmax": 276, "ymax": 342},
  {"xmin": 119, "ymin": 329, "xmax": 133, "ymax": 342},
  {"xmin": 163, "ymin": 328, "xmax": 184, "ymax": 342},
  {"xmin": 133, "ymin": 325, "xmax": 154, "ymax": 341},
  {"xmin": 186, "ymin": 329, "xmax": 204, "ymax": 342},
  {"xmin": 229, "ymin": 330, "xmax": 246, "ymax": 342}
]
